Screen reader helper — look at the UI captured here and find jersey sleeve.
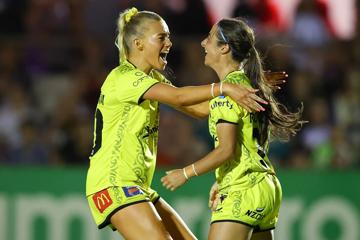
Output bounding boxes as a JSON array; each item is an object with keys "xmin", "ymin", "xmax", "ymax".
[
  {"xmin": 209, "ymin": 96, "xmax": 245, "ymax": 124},
  {"xmin": 115, "ymin": 70, "xmax": 159, "ymax": 104},
  {"xmin": 151, "ymin": 70, "xmax": 174, "ymax": 86}
]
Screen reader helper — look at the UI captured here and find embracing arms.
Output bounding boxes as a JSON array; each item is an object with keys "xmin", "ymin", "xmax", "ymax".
[
  {"xmin": 143, "ymin": 82, "xmax": 266, "ymax": 114},
  {"xmin": 143, "ymin": 71, "xmax": 287, "ymax": 118}
]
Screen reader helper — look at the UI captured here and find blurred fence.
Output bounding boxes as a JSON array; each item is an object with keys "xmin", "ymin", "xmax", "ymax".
[{"xmin": 0, "ymin": 167, "xmax": 359, "ymax": 240}]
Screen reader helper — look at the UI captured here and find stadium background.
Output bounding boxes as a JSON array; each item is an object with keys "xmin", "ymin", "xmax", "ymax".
[{"xmin": 0, "ymin": 0, "xmax": 359, "ymax": 239}]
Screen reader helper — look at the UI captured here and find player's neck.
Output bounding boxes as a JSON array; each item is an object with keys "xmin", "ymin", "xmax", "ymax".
[
  {"xmin": 127, "ymin": 55, "xmax": 152, "ymax": 74},
  {"xmin": 214, "ymin": 59, "xmax": 240, "ymax": 81}
]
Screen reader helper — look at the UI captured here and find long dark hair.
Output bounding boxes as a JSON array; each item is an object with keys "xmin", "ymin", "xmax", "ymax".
[{"xmin": 217, "ymin": 18, "xmax": 303, "ymax": 146}]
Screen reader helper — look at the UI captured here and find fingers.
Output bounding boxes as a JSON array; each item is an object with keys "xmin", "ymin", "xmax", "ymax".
[
  {"xmin": 212, "ymin": 197, "xmax": 218, "ymax": 211},
  {"xmin": 243, "ymin": 87, "xmax": 267, "ymax": 104},
  {"xmin": 208, "ymin": 182, "xmax": 219, "ymax": 208},
  {"xmin": 161, "ymin": 177, "xmax": 177, "ymax": 191},
  {"xmin": 250, "ymin": 101, "xmax": 266, "ymax": 112},
  {"xmin": 250, "ymin": 93, "xmax": 268, "ymax": 105},
  {"xmin": 265, "ymin": 71, "xmax": 288, "ymax": 88},
  {"xmin": 211, "ymin": 194, "xmax": 219, "ymax": 211},
  {"xmin": 240, "ymin": 94, "xmax": 266, "ymax": 112},
  {"xmin": 161, "ymin": 171, "xmax": 185, "ymax": 191},
  {"xmin": 208, "ymin": 191, "xmax": 216, "ymax": 208},
  {"xmin": 244, "ymin": 85, "xmax": 258, "ymax": 93},
  {"xmin": 265, "ymin": 71, "xmax": 287, "ymax": 79}
]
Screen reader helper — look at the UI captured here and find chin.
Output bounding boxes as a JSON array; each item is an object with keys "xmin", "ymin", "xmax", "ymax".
[{"xmin": 158, "ymin": 62, "xmax": 167, "ymax": 70}]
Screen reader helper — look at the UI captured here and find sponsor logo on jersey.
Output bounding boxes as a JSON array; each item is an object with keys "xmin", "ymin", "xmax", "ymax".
[
  {"xmin": 92, "ymin": 189, "xmax": 113, "ymax": 213},
  {"xmin": 211, "ymin": 134, "xmax": 219, "ymax": 142},
  {"xmin": 133, "ymin": 72, "xmax": 151, "ymax": 87},
  {"xmin": 143, "ymin": 126, "xmax": 159, "ymax": 138},
  {"xmin": 122, "ymin": 186, "xmax": 144, "ymax": 198},
  {"xmin": 210, "ymin": 99, "xmax": 233, "ymax": 110},
  {"xmin": 245, "ymin": 208, "xmax": 265, "ymax": 220},
  {"xmin": 256, "ymin": 207, "xmax": 265, "ymax": 212},
  {"xmin": 220, "ymin": 194, "xmax": 227, "ymax": 203}
]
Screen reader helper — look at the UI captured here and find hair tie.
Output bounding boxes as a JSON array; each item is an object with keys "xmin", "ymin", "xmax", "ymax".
[{"xmin": 125, "ymin": 7, "xmax": 138, "ymax": 23}]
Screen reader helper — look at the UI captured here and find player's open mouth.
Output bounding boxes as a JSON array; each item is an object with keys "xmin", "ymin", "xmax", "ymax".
[{"xmin": 160, "ymin": 52, "xmax": 168, "ymax": 63}]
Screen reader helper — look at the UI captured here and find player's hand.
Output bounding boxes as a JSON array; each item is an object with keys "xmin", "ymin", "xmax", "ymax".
[
  {"xmin": 223, "ymin": 83, "xmax": 267, "ymax": 113},
  {"xmin": 161, "ymin": 169, "xmax": 187, "ymax": 191},
  {"xmin": 208, "ymin": 182, "xmax": 219, "ymax": 211},
  {"xmin": 264, "ymin": 70, "xmax": 287, "ymax": 91}
]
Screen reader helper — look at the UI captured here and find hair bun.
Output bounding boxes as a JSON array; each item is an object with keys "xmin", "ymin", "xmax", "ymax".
[{"xmin": 125, "ymin": 7, "xmax": 138, "ymax": 23}]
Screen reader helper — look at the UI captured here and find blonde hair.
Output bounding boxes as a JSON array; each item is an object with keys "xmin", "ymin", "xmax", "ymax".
[{"xmin": 115, "ymin": 7, "xmax": 163, "ymax": 63}]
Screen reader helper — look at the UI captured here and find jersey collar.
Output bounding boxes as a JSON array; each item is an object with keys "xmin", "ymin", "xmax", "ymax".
[
  {"xmin": 223, "ymin": 70, "xmax": 245, "ymax": 81},
  {"xmin": 122, "ymin": 59, "xmax": 137, "ymax": 70}
]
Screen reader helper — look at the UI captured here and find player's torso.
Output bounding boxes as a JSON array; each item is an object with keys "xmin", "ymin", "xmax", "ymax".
[
  {"xmin": 208, "ymin": 72, "xmax": 274, "ymax": 190},
  {"xmin": 86, "ymin": 63, "xmax": 162, "ymax": 195}
]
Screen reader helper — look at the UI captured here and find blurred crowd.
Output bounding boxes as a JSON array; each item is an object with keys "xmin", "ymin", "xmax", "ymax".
[{"xmin": 0, "ymin": 0, "xmax": 359, "ymax": 169}]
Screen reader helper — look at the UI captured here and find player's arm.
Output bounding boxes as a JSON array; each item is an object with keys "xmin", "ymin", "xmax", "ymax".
[
  {"xmin": 174, "ymin": 101, "xmax": 209, "ymax": 119},
  {"xmin": 143, "ymin": 82, "xmax": 266, "ymax": 112},
  {"xmin": 175, "ymin": 70, "xmax": 288, "ymax": 118},
  {"xmin": 161, "ymin": 121, "xmax": 237, "ymax": 191}
]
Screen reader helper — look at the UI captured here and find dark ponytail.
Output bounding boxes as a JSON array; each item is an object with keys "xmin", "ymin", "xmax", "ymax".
[{"xmin": 217, "ymin": 19, "xmax": 303, "ymax": 146}]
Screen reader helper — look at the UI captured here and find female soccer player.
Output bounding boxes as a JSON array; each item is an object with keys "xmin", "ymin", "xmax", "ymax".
[
  {"xmin": 85, "ymin": 8, "xmax": 272, "ymax": 240},
  {"xmin": 162, "ymin": 18, "xmax": 303, "ymax": 240}
]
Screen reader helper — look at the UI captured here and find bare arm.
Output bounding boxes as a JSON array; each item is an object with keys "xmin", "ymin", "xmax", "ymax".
[
  {"xmin": 175, "ymin": 101, "xmax": 209, "ymax": 119},
  {"xmin": 161, "ymin": 122, "xmax": 237, "ymax": 191},
  {"xmin": 143, "ymin": 82, "xmax": 267, "ymax": 112},
  {"xmin": 143, "ymin": 83, "xmax": 216, "ymax": 107}
]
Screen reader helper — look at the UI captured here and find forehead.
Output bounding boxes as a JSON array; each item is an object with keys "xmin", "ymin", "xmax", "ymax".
[
  {"xmin": 143, "ymin": 19, "xmax": 170, "ymax": 36},
  {"xmin": 208, "ymin": 24, "xmax": 218, "ymax": 38}
]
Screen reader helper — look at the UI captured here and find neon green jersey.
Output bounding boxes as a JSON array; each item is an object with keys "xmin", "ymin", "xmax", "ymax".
[
  {"xmin": 86, "ymin": 60, "xmax": 170, "ymax": 196},
  {"xmin": 209, "ymin": 71, "xmax": 275, "ymax": 191}
]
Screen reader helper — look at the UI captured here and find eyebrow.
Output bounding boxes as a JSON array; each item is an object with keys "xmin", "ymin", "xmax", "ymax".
[{"xmin": 157, "ymin": 32, "xmax": 170, "ymax": 36}]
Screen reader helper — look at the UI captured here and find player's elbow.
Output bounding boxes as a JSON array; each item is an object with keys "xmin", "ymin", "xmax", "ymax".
[
  {"xmin": 176, "ymin": 95, "xmax": 188, "ymax": 106},
  {"xmin": 172, "ymin": 92, "xmax": 191, "ymax": 107},
  {"xmin": 218, "ymin": 145, "xmax": 236, "ymax": 162}
]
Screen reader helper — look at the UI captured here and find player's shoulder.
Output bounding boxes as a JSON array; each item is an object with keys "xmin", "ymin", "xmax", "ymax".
[
  {"xmin": 225, "ymin": 71, "xmax": 250, "ymax": 86},
  {"xmin": 112, "ymin": 62, "xmax": 144, "ymax": 79},
  {"xmin": 110, "ymin": 62, "xmax": 155, "ymax": 85},
  {"xmin": 150, "ymin": 70, "xmax": 172, "ymax": 84}
]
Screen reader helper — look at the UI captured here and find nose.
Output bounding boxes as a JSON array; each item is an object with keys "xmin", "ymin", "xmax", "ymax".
[
  {"xmin": 201, "ymin": 38, "xmax": 207, "ymax": 48},
  {"xmin": 166, "ymin": 38, "xmax": 172, "ymax": 48}
]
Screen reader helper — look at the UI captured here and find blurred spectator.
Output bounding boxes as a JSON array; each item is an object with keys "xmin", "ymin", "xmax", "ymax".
[
  {"xmin": 8, "ymin": 120, "xmax": 49, "ymax": 165},
  {"xmin": 311, "ymin": 127, "xmax": 355, "ymax": 169},
  {"xmin": 301, "ymin": 98, "xmax": 331, "ymax": 150},
  {"xmin": 0, "ymin": 0, "xmax": 28, "ymax": 34},
  {"xmin": 158, "ymin": 106, "xmax": 209, "ymax": 166},
  {"xmin": 291, "ymin": 0, "xmax": 330, "ymax": 47},
  {"xmin": 0, "ymin": 82, "xmax": 34, "ymax": 150}
]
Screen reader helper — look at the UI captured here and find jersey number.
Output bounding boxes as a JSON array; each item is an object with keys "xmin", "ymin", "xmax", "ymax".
[{"xmin": 90, "ymin": 108, "xmax": 103, "ymax": 157}]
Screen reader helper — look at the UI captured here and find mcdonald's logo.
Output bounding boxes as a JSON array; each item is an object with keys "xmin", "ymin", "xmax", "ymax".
[{"xmin": 92, "ymin": 189, "xmax": 113, "ymax": 213}]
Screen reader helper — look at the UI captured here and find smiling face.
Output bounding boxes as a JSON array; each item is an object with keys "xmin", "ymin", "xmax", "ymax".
[
  {"xmin": 201, "ymin": 24, "xmax": 222, "ymax": 68},
  {"xmin": 137, "ymin": 19, "xmax": 172, "ymax": 72}
]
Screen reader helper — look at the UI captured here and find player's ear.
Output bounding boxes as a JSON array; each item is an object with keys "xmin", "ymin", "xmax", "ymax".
[
  {"xmin": 220, "ymin": 44, "xmax": 230, "ymax": 54},
  {"xmin": 134, "ymin": 38, "xmax": 144, "ymax": 51}
]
